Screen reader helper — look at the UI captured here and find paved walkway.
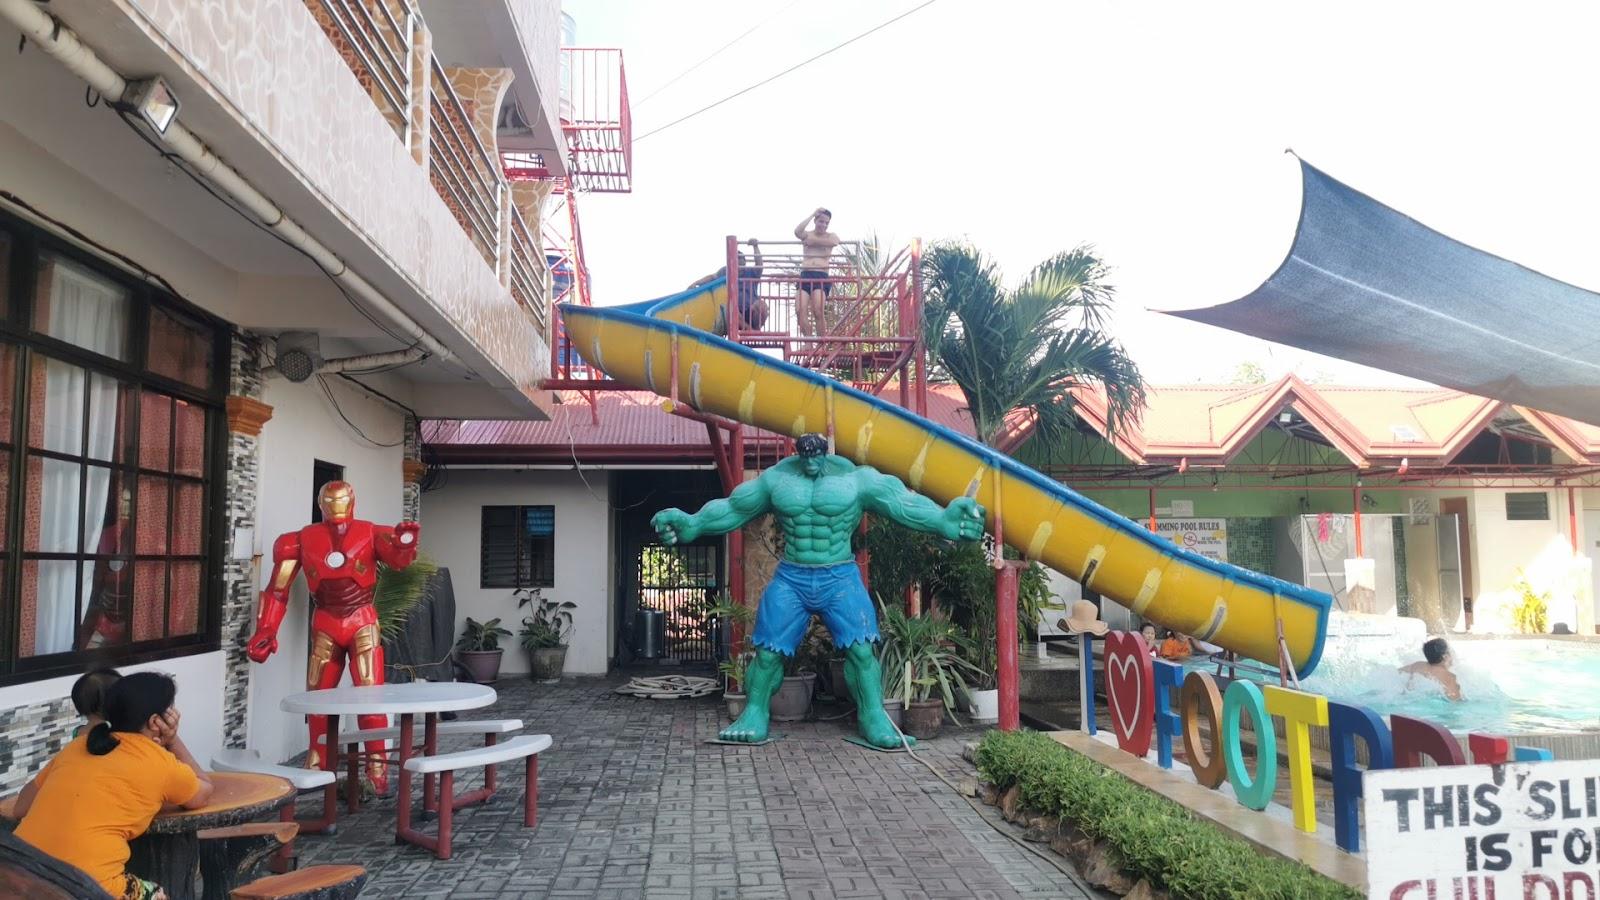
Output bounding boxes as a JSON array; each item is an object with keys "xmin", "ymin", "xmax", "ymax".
[{"xmin": 291, "ymin": 675, "xmax": 1103, "ymax": 899}]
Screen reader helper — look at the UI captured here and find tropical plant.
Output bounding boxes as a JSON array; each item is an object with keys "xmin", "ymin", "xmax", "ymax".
[
  {"xmin": 921, "ymin": 241, "xmax": 1146, "ymax": 450},
  {"xmin": 718, "ymin": 652, "xmax": 750, "ymax": 693},
  {"xmin": 455, "ymin": 617, "xmax": 512, "ymax": 653},
  {"xmin": 1510, "ymin": 574, "xmax": 1550, "ymax": 634},
  {"xmin": 373, "ymin": 554, "xmax": 439, "ymax": 640},
  {"xmin": 876, "ymin": 599, "xmax": 983, "ymax": 717},
  {"xmin": 516, "ymin": 587, "xmax": 576, "ymax": 650},
  {"xmin": 708, "ymin": 593, "xmax": 755, "ymax": 692}
]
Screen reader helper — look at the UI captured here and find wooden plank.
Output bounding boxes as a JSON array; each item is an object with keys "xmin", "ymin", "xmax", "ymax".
[{"xmin": 230, "ymin": 865, "xmax": 367, "ymax": 900}]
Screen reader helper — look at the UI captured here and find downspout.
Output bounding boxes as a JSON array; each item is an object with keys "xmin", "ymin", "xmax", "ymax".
[{"xmin": 1, "ymin": 0, "xmax": 454, "ymax": 363}]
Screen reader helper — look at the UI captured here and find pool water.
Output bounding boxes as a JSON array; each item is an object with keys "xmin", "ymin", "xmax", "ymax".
[{"xmin": 1191, "ymin": 634, "xmax": 1600, "ymax": 735}]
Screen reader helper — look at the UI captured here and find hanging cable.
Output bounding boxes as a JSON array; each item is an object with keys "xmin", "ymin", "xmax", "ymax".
[
  {"xmin": 317, "ymin": 374, "xmax": 404, "ymax": 448},
  {"xmin": 634, "ymin": 0, "xmax": 940, "ymax": 143},
  {"xmin": 632, "ymin": 0, "xmax": 802, "ymax": 108}
]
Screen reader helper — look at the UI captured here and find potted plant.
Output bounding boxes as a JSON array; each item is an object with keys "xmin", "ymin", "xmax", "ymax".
[
  {"xmin": 709, "ymin": 594, "xmax": 755, "ymax": 719},
  {"xmin": 516, "ymin": 587, "xmax": 576, "ymax": 682},
  {"xmin": 771, "ymin": 650, "xmax": 816, "ymax": 722},
  {"xmin": 455, "ymin": 617, "xmax": 512, "ymax": 684},
  {"xmin": 718, "ymin": 651, "xmax": 750, "ymax": 719},
  {"xmin": 878, "ymin": 601, "xmax": 982, "ymax": 739}
]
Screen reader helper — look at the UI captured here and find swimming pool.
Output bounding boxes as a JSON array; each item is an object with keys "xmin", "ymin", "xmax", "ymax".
[{"xmin": 1183, "ymin": 614, "xmax": 1600, "ymax": 735}]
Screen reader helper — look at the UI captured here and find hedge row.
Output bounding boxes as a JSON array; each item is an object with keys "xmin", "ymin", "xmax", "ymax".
[{"xmin": 974, "ymin": 730, "xmax": 1360, "ymax": 900}]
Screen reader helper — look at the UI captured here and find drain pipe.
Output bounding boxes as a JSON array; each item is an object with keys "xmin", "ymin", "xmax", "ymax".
[
  {"xmin": 1, "ymin": 0, "xmax": 454, "ymax": 363},
  {"xmin": 261, "ymin": 346, "xmax": 431, "ymax": 380}
]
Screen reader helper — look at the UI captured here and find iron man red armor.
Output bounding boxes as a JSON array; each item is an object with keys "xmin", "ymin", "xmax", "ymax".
[{"xmin": 246, "ymin": 481, "xmax": 420, "ymax": 791}]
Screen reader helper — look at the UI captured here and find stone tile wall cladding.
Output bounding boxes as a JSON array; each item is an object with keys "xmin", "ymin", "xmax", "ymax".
[
  {"xmin": 0, "ymin": 332, "xmax": 266, "ymax": 791},
  {"xmin": 223, "ymin": 333, "xmax": 266, "ymax": 747},
  {"xmin": 1226, "ymin": 517, "xmax": 1276, "ymax": 576}
]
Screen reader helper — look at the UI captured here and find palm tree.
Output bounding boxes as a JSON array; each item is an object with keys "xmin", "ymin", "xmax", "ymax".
[{"xmin": 921, "ymin": 242, "xmax": 1146, "ymax": 451}]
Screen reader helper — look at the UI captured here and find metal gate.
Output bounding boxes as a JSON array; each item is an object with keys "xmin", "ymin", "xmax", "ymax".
[{"xmin": 635, "ymin": 542, "xmax": 721, "ymax": 663}]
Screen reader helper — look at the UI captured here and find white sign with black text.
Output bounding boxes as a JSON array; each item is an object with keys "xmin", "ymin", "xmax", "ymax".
[
  {"xmin": 1153, "ymin": 518, "xmax": 1227, "ymax": 562},
  {"xmin": 1365, "ymin": 760, "xmax": 1600, "ymax": 899}
]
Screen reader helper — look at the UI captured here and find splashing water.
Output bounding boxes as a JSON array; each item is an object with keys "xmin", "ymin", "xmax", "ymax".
[{"xmin": 1194, "ymin": 615, "xmax": 1600, "ymax": 734}]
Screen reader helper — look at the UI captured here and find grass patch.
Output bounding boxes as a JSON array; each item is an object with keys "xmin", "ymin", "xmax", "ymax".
[{"xmin": 975, "ymin": 730, "xmax": 1360, "ymax": 899}]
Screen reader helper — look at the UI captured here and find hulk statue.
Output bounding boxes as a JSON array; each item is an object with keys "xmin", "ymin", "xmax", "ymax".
[{"xmin": 652, "ymin": 433, "xmax": 986, "ymax": 747}]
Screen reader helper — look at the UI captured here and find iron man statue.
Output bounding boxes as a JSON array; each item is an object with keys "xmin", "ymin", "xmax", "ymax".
[{"xmin": 246, "ymin": 481, "xmax": 420, "ymax": 792}]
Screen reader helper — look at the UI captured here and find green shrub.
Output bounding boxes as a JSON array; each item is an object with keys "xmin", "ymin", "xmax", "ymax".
[{"xmin": 975, "ymin": 731, "xmax": 1360, "ymax": 899}]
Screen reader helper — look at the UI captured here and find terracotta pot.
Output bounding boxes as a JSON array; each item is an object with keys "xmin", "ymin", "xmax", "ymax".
[
  {"xmin": 528, "ymin": 646, "xmax": 567, "ymax": 683},
  {"xmin": 904, "ymin": 699, "xmax": 945, "ymax": 739},
  {"xmin": 725, "ymin": 692, "xmax": 748, "ymax": 720},
  {"xmin": 770, "ymin": 675, "xmax": 813, "ymax": 721},
  {"xmin": 882, "ymin": 698, "xmax": 904, "ymax": 729},
  {"xmin": 458, "ymin": 649, "xmax": 503, "ymax": 684}
]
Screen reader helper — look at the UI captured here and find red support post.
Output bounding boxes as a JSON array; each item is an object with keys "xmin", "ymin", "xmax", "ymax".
[
  {"xmin": 997, "ymin": 562, "xmax": 1021, "ymax": 732},
  {"xmin": 1353, "ymin": 486, "xmax": 1364, "ymax": 557},
  {"xmin": 728, "ymin": 426, "xmax": 747, "ymax": 644},
  {"xmin": 1569, "ymin": 486, "xmax": 1579, "ymax": 553},
  {"xmin": 725, "ymin": 235, "xmax": 739, "ymax": 343}
]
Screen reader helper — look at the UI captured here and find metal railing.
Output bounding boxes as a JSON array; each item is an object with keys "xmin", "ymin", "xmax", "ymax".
[
  {"xmin": 508, "ymin": 207, "xmax": 549, "ymax": 336},
  {"xmin": 428, "ymin": 57, "xmax": 503, "ymax": 266},
  {"xmin": 560, "ymin": 47, "xmax": 632, "ymax": 193},
  {"xmin": 307, "ymin": 0, "xmax": 414, "ymax": 141}
]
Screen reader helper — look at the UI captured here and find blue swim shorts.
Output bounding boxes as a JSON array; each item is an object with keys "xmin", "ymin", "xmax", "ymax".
[{"xmin": 750, "ymin": 560, "xmax": 879, "ymax": 656}]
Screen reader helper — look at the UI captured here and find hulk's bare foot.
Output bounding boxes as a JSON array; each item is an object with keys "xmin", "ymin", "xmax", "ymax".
[
  {"xmin": 721, "ymin": 648, "xmax": 784, "ymax": 743},
  {"xmin": 719, "ymin": 705, "xmax": 771, "ymax": 743},
  {"xmin": 842, "ymin": 641, "xmax": 914, "ymax": 749},
  {"xmin": 858, "ymin": 703, "xmax": 914, "ymax": 750}
]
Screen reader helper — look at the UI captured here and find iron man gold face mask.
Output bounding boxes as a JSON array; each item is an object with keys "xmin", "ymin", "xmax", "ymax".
[{"xmin": 318, "ymin": 481, "xmax": 356, "ymax": 523}]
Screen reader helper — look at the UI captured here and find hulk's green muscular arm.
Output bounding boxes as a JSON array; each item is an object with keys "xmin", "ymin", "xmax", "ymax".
[
  {"xmin": 856, "ymin": 466, "xmax": 986, "ymax": 542},
  {"xmin": 652, "ymin": 474, "xmax": 771, "ymax": 545}
]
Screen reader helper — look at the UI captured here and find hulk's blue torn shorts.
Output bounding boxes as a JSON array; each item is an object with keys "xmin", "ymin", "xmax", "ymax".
[{"xmin": 751, "ymin": 560, "xmax": 879, "ymax": 655}]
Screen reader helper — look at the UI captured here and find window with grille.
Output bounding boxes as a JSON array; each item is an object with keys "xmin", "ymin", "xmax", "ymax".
[
  {"xmin": 0, "ymin": 213, "xmax": 226, "ymax": 684},
  {"xmin": 1505, "ymin": 492, "xmax": 1550, "ymax": 521},
  {"xmin": 480, "ymin": 505, "xmax": 556, "ymax": 588}
]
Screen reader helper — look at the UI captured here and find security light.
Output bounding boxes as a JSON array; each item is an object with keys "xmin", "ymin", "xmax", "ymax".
[{"xmin": 123, "ymin": 77, "xmax": 180, "ymax": 134}]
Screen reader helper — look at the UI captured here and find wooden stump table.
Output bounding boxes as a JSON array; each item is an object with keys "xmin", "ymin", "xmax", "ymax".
[{"xmin": 127, "ymin": 772, "xmax": 295, "ymax": 900}]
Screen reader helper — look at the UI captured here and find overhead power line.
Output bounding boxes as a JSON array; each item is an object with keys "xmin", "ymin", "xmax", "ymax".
[
  {"xmin": 634, "ymin": 0, "xmax": 941, "ymax": 143},
  {"xmin": 633, "ymin": 0, "xmax": 804, "ymax": 108}
]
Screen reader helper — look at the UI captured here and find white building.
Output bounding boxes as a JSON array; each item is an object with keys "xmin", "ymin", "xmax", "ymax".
[{"xmin": 0, "ymin": 0, "xmax": 567, "ymax": 787}]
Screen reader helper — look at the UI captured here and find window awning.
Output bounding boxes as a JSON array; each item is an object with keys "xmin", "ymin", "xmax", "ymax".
[{"xmin": 1165, "ymin": 160, "xmax": 1600, "ymax": 427}]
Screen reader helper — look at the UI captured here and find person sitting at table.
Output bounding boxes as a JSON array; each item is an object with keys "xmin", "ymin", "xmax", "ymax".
[
  {"xmin": 14, "ymin": 672, "xmax": 214, "ymax": 900},
  {"xmin": 72, "ymin": 667, "xmax": 121, "ymax": 737}
]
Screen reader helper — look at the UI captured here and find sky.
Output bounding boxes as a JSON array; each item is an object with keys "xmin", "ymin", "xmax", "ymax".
[{"xmin": 560, "ymin": 0, "xmax": 1600, "ymax": 386}]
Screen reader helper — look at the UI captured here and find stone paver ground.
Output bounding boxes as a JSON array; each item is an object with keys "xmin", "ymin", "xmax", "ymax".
[{"xmin": 288, "ymin": 674, "xmax": 1105, "ymax": 899}]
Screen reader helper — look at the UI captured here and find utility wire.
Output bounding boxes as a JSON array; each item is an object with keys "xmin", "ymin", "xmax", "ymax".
[
  {"xmin": 633, "ymin": 0, "xmax": 803, "ymax": 108},
  {"xmin": 634, "ymin": 0, "xmax": 940, "ymax": 143}
]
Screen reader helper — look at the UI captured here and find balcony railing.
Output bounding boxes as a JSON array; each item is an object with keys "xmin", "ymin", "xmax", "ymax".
[
  {"xmin": 306, "ymin": 0, "xmax": 415, "ymax": 141},
  {"xmin": 508, "ymin": 207, "xmax": 549, "ymax": 336},
  {"xmin": 560, "ymin": 48, "xmax": 632, "ymax": 193},
  {"xmin": 428, "ymin": 58, "xmax": 503, "ymax": 267}
]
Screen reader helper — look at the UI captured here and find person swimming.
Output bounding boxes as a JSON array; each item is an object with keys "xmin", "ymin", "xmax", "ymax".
[{"xmin": 1400, "ymin": 637, "xmax": 1462, "ymax": 701}]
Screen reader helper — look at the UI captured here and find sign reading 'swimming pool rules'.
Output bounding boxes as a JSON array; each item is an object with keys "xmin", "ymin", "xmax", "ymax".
[{"xmin": 1364, "ymin": 759, "xmax": 1600, "ymax": 899}]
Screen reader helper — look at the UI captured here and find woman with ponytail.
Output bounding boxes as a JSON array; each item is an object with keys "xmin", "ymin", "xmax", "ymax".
[{"xmin": 14, "ymin": 672, "xmax": 213, "ymax": 900}]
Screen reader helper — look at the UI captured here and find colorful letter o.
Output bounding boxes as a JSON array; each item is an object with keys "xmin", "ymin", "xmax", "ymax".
[
  {"xmin": 1222, "ymin": 679, "xmax": 1277, "ymax": 810},
  {"xmin": 1180, "ymin": 671, "xmax": 1226, "ymax": 788}
]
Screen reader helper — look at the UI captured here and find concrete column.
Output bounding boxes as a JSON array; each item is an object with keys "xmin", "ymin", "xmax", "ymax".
[{"xmin": 222, "ymin": 332, "xmax": 268, "ymax": 748}]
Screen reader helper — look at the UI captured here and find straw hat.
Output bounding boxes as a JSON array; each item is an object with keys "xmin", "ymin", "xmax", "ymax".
[{"xmin": 1058, "ymin": 599, "xmax": 1109, "ymax": 636}]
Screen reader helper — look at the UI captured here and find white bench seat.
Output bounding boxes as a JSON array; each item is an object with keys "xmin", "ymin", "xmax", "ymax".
[
  {"xmin": 340, "ymin": 718, "xmax": 523, "ymax": 745},
  {"xmin": 402, "ymin": 734, "xmax": 551, "ymax": 775},
  {"xmin": 212, "ymin": 749, "xmax": 336, "ymax": 791}
]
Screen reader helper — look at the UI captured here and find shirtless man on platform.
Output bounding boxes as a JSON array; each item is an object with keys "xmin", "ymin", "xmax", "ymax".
[
  {"xmin": 793, "ymin": 207, "xmax": 841, "ymax": 338},
  {"xmin": 651, "ymin": 434, "xmax": 984, "ymax": 747}
]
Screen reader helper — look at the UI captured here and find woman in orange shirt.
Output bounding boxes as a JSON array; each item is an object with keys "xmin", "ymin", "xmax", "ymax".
[
  {"xmin": 15, "ymin": 672, "xmax": 214, "ymax": 900},
  {"xmin": 1158, "ymin": 631, "xmax": 1194, "ymax": 661}
]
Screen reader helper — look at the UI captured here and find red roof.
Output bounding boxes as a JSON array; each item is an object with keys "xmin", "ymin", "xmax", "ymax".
[
  {"xmin": 426, "ymin": 376, "xmax": 1600, "ymax": 468},
  {"xmin": 424, "ymin": 387, "xmax": 978, "ymax": 464}
]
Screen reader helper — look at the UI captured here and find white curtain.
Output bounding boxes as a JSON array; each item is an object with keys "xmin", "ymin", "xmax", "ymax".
[{"xmin": 34, "ymin": 258, "xmax": 127, "ymax": 655}]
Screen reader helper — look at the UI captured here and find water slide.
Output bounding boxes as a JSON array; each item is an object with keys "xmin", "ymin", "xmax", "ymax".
[{"xmin": 558, "ymin": 280, "xmax": 1333, "ymax": 675}]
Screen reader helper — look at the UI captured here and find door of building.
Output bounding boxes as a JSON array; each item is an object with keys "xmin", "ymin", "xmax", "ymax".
[
  {"xmin": 633, "ymin": 542, "xmax": 722, "ymax": 664},
  {"xmin": 1439, "ymin": 498, "xmax": 1473, "ymax": 630},
  {"xmin": 1585, "ymin": 510, "xmax": 1600, "ymax": 634}
]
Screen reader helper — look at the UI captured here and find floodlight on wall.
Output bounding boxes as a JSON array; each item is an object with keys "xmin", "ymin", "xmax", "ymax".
[{"xmin": 121, "ymin": 77, "xmax": 180, "ymax": 134}]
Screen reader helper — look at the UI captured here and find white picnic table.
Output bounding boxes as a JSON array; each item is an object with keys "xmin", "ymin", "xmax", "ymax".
[{"xmin": 280, "ymin": 682, "xmax": 497, "ymax": 822}]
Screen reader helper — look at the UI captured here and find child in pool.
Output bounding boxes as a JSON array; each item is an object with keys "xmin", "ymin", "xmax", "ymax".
[
  {"xmin": 14, "ymin": 671, "xmax": 214, "ymax": 900},
  {"xmin": 1400, "ymin": 637, "xmax": 1462, "ymax": 701}
]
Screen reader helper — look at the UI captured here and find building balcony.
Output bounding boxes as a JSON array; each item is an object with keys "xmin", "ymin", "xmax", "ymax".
[{"xmin": 2, "ymin": 0, "xmax": 567, "ymax": 418}]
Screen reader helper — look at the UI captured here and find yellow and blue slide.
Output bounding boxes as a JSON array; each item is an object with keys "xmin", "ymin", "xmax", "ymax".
[{"xmin": 559, "ymin": 279, "xmax": 1332, "ymax": 674}]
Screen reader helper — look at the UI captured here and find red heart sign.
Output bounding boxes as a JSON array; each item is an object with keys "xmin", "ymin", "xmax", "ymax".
[{"xmin": 1104, "ymin": 630, "xmax": 1154, "ymax": 758}]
